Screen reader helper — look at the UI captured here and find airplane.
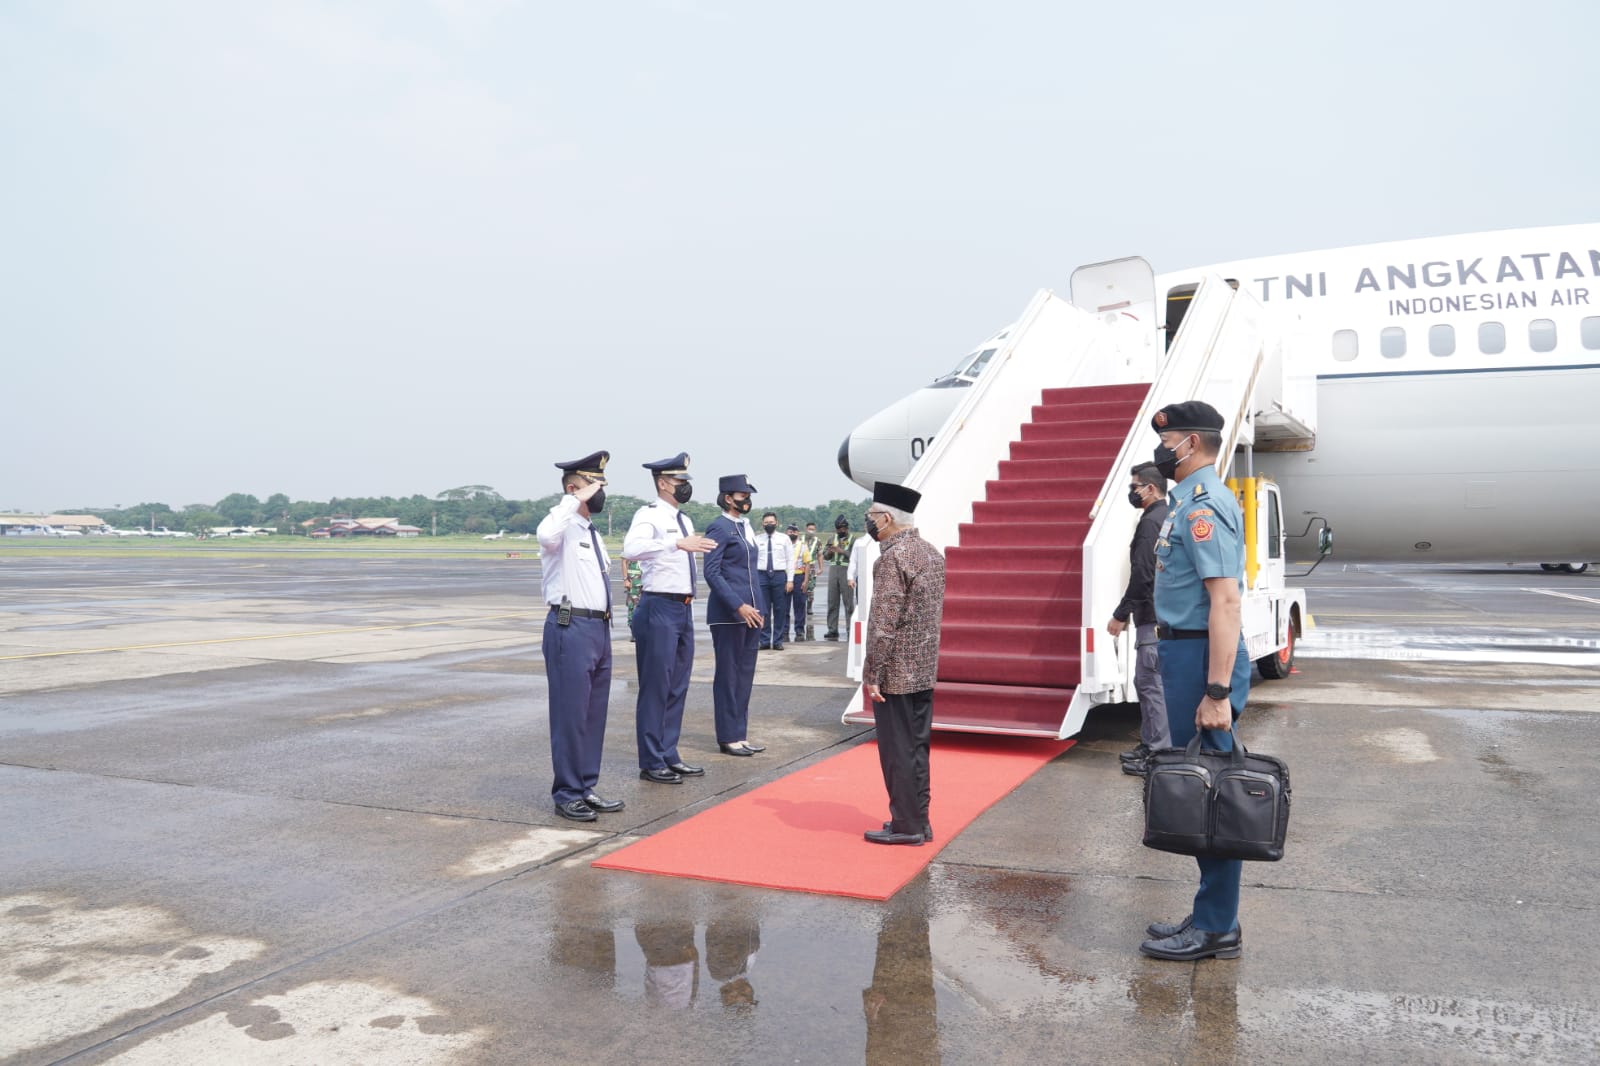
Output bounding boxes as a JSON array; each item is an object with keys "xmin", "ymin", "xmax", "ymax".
[{"xmin": 838, "ymin": 222, "xmax": 1599, "ymax": 570}]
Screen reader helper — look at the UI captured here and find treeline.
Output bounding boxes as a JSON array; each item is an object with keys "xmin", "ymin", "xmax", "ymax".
[{"xmin": 80, "ymin": 486, "xmax": 873, "ymax": 537}]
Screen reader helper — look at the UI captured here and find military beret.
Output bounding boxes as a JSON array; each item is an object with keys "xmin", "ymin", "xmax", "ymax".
[
  {"xmin": 872, "ymin": 481, "xmax": 922, "ymax": 514},
  {"xmin": 717, "ymin": 474, "xmax": 757, "ymax": 494},
  {"xmin": 554, "ymin": 451, "xmax": 608, "ymax": 482},
  {"xmin": 642, "ymin": 452, "xmax": 691, "ymax": 478},
  {"xmin": 1151, "ymin": 401, "xmax": 1225, "ymax": 434},
  {"xmin": 833, "ymin": 513, "xmax": 849, "ymax": 528},
  {"xmin": 785, "ymin": 523, "xmax": 799, "ymax": 532}
]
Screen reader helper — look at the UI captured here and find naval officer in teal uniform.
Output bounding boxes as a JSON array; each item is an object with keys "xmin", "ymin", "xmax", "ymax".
[{"xmin": 1140, "ymin": 400, "xmax": 1254, "ymax": 962}]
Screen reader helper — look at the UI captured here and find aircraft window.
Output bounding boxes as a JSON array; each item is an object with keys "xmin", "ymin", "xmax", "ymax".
[
  {"xmin": 1478, "ymin": 321, "xmax": 1506, "ymax": 354},
  {"xmin": 1267, "ymin": 489, "xmax": 1282, "ymax": 560},
  {"xmin": 1583, "ymin": 317, "xmax": 1600, "ymax": 350},
  {"xmin": 1529, "ymin": 319, "xmax": 1557, "ymax": 353},
  {"xmin": 1428, "ymin": 324, "xmax": 1455, "ymax": 357},
  {"xmin": 966, "ymin": 347, "xmax": 998, "ymax": 377},
  {"xmin": 1380, "ymin": 327, "xmax": 1406, "ymax": 359},
  {"xmin": 1331, "ymin": 329, "xmax": 1358, "ymax": 361}
]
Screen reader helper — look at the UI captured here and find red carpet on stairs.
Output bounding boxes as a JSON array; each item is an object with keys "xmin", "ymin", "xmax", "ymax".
[
  {"xmin": 922, "ymin": 382, "xmax": 1150, "ymax": 735},
  {"xmin": 592, "ymin": 734, "xmax": 1073, "ymax": 900}
]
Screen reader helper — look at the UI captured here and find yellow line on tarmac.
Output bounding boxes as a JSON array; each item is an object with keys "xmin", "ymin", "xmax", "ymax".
[{"xmin": 0, "ymin": 612, "xmax": 539, "ymax": 661}]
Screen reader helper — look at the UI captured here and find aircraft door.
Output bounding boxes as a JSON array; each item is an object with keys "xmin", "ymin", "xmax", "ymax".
[{"xmin": 1069, "ymin": 257, "xmax": 1158, "ymax": 379}]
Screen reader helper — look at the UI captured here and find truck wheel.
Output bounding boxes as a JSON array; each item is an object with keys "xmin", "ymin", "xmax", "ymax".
[
  {"xmin": 1257, "ymin": 620, "xmax": 1295, "ymax": 680},
  {"xmin": 1561, "ymin": 563, "xmax": 1590, "ymax": 574}
]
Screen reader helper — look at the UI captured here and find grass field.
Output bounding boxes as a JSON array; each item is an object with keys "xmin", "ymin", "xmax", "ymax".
[{"xmin": 0, "ymin": 535, "xmax": 543, "ymax": 560}]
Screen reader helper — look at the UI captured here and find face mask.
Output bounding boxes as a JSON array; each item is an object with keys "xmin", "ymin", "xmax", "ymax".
[
  {"xmin": 1127, "ymin": 487, "xmax": 1145, "ymax": 509},
  {"xmin": 670, "ymin": 482, "xmax": 693, "ymax": 504},
  {"xmin": 587, "ymin": 488, "xmax": 606, "ymax": 514},
  {"xmin": 763, "ymin": 522, "xmax": 777, "ymax": 533},
  {"xmin": 788, "ymin": 533, "xmax": 798, "ymax": 542},
  {"xmin": 1152, "ymin": 436, "xmax": 1190, "ymax": 481},
  {"xmin": 865, "ymin": 516, "xmax": 882, "ymax": 542}
]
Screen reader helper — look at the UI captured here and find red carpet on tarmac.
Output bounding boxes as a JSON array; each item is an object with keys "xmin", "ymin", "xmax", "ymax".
[{"xmin": 593, "ymin": 734, "xmax": 1073, "ymax": 900}]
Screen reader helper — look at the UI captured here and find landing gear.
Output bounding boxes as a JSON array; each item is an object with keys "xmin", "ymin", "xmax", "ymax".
[
  {"xmin": 1542, "ymin": 563, "xmax": 1591, "ymax": 574},
  {"xmin": 1256, "ymin": 617, "xmax": 1295, "ymax": 680}
]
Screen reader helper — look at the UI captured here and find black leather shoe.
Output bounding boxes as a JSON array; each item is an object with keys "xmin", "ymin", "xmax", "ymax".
[
  {"xmin": 864, "ymin": 829, "xmax": 924, "ymax": 846},
  {"xmin": 719, "ymin": 743, "xmax": 755, "ymax": 757},
  {"xmin": 1121, "ymin": 758, "xmax": 1148, "ymax": 778},
  {"xmin": 823, "ymin": 632, "xmax": 839, "ymax": 641},
  {"xmin": 666, "ymin": 761, "xmax": 704, "ymax": 776},
  {"xmin": 1139, "ymin": 925, "xmax": 1242, "ymax": 961},
  {"xmin": 583, "ymin": 792, "xmax": 624, "ymax": 812},
  {"xmin": 773, "ymin": 643, "xmax": 784, "ymax": 650},
  {"xmin": 739, "ymin": 740, "xmax": 766, "ymax": 752},
  {"xmin": 883, "ymin": 821, "xmax": 933, "ymax": 842},
  {"xmin": 639, "ymin": 767, "xmax": 682, "ymax": 784},
  {"xmin": 1121, "ymin": 742, "xmax": 1151, "ymax": 762},
  {"xmin": 1146, "ymin": 914, "xmax": 1193, "ymax": 939},
  {"xmin": 555, "ymin": 799, "xmax": 597, "ymax": 822}
]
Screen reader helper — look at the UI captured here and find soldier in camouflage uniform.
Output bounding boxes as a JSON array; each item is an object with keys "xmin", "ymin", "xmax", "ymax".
[
  {"xmin": 623, "ymin": 558, "xmax": 644, "ymax": 643},
  {"xmin": 821, "ymin": 514, "xmax": 857, "ymax": 640}
]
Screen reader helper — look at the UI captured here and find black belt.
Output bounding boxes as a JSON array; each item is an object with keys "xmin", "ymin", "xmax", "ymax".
[
  {"xmin": 549, "ymin": 605, "xmax": 611, "ymax": 620},
  {"xmin": 1156, "ymin": 623, "xmax": 1209, "ymax": 640},
  {"xmin": 643, "ymin": 590, "xmax": 694, "ymax": 603}
]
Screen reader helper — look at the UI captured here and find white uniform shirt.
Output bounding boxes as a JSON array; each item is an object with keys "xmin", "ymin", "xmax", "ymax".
[
  {"xmin": 624, "ymin": 497, "xmax": 697, "ymax": 595},
  {"xmin": 753, "ymin": 526, "xmax": 796, "ymax": 577},
  {"xmin": 848, "ymin": 535, "xmax": 880, "ymax": 603},
  {"xmin": 535, "ymin": 494, "xmax": 611, "ymax": 611}
]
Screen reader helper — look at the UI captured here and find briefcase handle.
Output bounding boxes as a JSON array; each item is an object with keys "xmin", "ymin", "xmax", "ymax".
[{"xmin": 1183, "ymin": 728, "xmax": 1248, "ymax": 767}]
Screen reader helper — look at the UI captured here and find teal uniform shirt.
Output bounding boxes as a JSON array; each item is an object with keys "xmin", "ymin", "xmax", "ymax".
[{"xmin": 1153, "ymin": 465, "xmax": 1245, "ymax": 630}]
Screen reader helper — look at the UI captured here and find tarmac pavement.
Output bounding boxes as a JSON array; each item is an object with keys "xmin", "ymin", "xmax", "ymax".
[{"xmin": 2, "ymin": 549, "xmax": 1598, "ymax": 1064}]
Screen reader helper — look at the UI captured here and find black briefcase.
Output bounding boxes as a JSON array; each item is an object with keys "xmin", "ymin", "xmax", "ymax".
[{"xmin": 1142, "ymin": 730, "xmax": 1290, "ymax": 862}]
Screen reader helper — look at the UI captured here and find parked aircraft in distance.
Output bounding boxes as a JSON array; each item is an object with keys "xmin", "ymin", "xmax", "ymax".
[{"xmin": 838, "ymin": 223, "xmax": 1599, "ymax": 568}]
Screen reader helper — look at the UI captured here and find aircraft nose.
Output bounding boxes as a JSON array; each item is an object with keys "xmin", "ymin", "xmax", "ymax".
[{"xmin": 837, "ymin": 436, "xmax": 852, "ymax": 481}]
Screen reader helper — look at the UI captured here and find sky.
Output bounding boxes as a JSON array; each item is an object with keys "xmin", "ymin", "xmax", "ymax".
[{"xmin": 2, "ymin": 0, "xmax": 1595, "ymax": 513}]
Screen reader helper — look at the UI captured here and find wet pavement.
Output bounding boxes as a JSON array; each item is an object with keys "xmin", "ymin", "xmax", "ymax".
[{"xmin": 2, "ymin": 550, "xmax": 1598, "ymax": 1064}]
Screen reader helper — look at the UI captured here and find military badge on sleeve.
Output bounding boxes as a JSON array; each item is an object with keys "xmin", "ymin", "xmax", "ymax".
[{"xmin": 1190, "ymin": 517, "xmax": 1214, "ymax": 542}]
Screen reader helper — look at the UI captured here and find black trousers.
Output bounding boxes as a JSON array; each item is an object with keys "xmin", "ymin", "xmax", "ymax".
[{"xmin": 872, "ymin": 688, "xmax": 933, "ymax": 835}]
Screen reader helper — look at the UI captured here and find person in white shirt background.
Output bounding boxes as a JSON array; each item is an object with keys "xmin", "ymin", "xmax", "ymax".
[{"xmin": 845, "ymin": 520, "xmax": 881, "ymax": 681}]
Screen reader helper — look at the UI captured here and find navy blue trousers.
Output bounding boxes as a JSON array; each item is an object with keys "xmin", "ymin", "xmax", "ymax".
[
  {"xmin": 1158, "ymin": 636, "xmax": 1253, "ymax": 935},
  {"xmin": 542, "ymin": 613, "xmax": 611, "ymax": 804},
  {"xmin": 758, "ymin": 573, "xmax": 789, "ymax": 648},
  {"xmin": 710, "ymin": 622, "xmax": 760, "ymax": 745},
  {"xmin": 788, "ymin": 580, "xmax": 809, "ymax": 639},
  {"xmin": 632, "ymin": 595, "xmax": 693, "ymax": 770}
]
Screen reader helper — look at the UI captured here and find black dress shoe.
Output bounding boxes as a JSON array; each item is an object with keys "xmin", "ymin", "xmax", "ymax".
[
  {"xmin": 1139, "ymin": 925, "xmax": 1242, "ymax": 961},
  {"xmin": 718, "ymin": 743, "xmax": 755, "ymax": 757},
  {"xmin": 864, "ymin": 829, "xmax": 924, "ymax": 846},
  {"xmin": 1146, "ymin": 913, "xmax": 1193, "ymax": 939},
  {"xmin": 739, "ymin": 740, "xmax": 766, "ymax": 752},
  {"xmin": 639, "ymin": 767, "xmax": 682, "ymax": 784},
  {"xmin": 1120, "ymin": 742, "xmax": 1152, "ymax": 762},
  {"xmin": 1121, "ymin": 758, "xmax": 1148, "ymax": 778},
  {"xmin": 555, "ymin": 799, "xmax": 597, "ymax": 822},
  {"xmin": 823, "ymin": 632, "xmax": 839, "ymax": 641},
  {"xmin": 773, "ymin": 643, "xmax": 784, "ymax": 650},
  {"xmin": 666, "ymin": 761, "xmax": 704, "ymax": 776},
  {"xmin": 883, "ymin": 821, "xmax": 933, "ymax": 842},
  {"xmin": 583, "ymin": 792, "xmax": 624, "ymax": 812}
]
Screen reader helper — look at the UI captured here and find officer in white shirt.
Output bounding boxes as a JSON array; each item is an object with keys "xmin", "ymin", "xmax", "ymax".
[
  {"xmin": 753, "ymin": 510, "xmax": 796, "ymax": 650},
  {"xmin": 537, "ymin": 451, "xmax": 623, "ymax": 822},
  {"xmin": 623, "ymin": 453, "xmax": 716, "ymax": 783}
]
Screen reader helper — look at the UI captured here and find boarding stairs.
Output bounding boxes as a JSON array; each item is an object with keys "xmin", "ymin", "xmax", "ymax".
[{"xmin": 844, "ymin": 259, "xmax": 1313, "ymax": 738}]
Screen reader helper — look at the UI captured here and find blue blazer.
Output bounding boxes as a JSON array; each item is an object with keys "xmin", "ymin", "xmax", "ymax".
[{"xmin": 703, "ymin": 515, "xmax": 760, "ymax": 626}]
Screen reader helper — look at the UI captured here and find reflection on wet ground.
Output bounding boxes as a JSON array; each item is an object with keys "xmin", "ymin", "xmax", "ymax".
[{"xmin": 2, "ymin": 555, "xmax": 1599, "ymax": 1063}]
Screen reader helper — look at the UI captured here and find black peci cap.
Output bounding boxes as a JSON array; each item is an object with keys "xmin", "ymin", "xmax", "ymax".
[
  {"xmin": 1151, "ymin": 401, "xmax": 1225, "ymax": 434},
  {"xmin": 872, "ymin": 481, "xmax": 922, "ymax": 514}
]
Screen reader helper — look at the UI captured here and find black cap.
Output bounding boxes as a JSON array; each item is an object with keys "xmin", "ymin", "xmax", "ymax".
[
  {"xmin": 1151, "ymin": 401, "xmax": 1225, "ymax": 434},
  {"xmin": 554, "ymin": 451, "xmax": 609, "ymax": 482},
  {"xmin": 872, "ymin": 481, "xmax": 922, "ymax": 514},
  {"xmin": 642, "ymin": 452, "xmax": 691, "ymax": 479},
  {"xmin": 718, "ymin": 474, "xmax": 757, "ymax": 494},
  {"xmin": 785, "ymin": 523, "xmax": 799, "ymax": 532},
  {"xmin": 833, "ymin": 513, "xmax": 849, "ymax": 528}
]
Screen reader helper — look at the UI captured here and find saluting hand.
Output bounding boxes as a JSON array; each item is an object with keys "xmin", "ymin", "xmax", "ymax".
[{"xmin": 677, "ymin": 534, "xmax": 717, "ymax": 553}]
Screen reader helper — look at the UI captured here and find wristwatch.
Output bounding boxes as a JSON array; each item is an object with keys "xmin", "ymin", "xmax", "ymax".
[{"xmin": 1204, "ymin": 682, "xmax": 1232, "ymax": 701}]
